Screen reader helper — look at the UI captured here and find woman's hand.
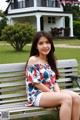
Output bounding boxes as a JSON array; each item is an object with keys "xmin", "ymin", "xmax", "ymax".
[{"xmin": 34, "ymin": 83, "xmax": 52, "ymax": 92}]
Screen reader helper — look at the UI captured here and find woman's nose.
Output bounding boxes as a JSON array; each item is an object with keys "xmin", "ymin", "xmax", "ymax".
[{"xmin": 43, "ymin": 43, "xmax": 47, "ymax": 47}]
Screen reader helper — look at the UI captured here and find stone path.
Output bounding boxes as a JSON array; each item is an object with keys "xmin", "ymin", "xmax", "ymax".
[
  {"xmin": 0, "ymin": 43, "xmax": 80, "ymax": 48},
  {"xmin": 54, "ymin": 44, "xmax": 80, "ymax": 48}
]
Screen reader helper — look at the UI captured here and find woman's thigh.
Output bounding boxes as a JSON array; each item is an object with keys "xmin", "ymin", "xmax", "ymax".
[{"xmin": 39, "ymin": 91, "xmax": 71, "ymax": 107}]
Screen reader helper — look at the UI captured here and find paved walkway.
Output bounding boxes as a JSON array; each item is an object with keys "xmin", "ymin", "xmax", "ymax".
[
  {"xmin": 54, "ymin": 44, "xmax": 80, "ymax": 48},
  {"xmin": 0, "ymin": 43, "xmax": 80, "ymax": 48}
]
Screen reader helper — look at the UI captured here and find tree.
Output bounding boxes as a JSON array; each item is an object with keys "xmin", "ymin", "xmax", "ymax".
[
  {"xmin": 1, "ymin": 22, "xmax": 36, "ymax": 51},
  {"xmin": 0, "ymin": 10, "xmax": 8, "ymax": 38},
  {"xmin": 64, "ymin": 4, "xmax": 80, "ymax": 21},
  {"xmin": 73, "ymin": 21, "xmax": 80, "ymax": 38},
  {"xmin": 64, "ymin": 1, "xmax": 80, "ymax": 36}
]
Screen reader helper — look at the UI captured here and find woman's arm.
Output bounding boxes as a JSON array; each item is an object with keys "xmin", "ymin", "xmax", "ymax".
[
  {"xmin": 54, "ymin": 83, "xmax": 61, "ymax": 92},
  {"xmin": 34, "ymin": 83, "xmax": 52, "ymax": 92}
]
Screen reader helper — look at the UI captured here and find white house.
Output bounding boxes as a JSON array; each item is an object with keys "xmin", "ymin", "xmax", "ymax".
[{"xmin": 5, "ymin": 0, "xmax": 73, "ymax": 37}]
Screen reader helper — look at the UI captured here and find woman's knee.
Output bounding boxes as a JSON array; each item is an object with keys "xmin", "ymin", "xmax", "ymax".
[{"xmin": 62, "ymin": 94, "xmax": 72, "ymax": 106}]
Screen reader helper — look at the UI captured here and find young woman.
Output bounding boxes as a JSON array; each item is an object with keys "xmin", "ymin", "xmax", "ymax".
[{"xmin": 26, "ymin": 31, "xmax": 80, "ymax": 120}]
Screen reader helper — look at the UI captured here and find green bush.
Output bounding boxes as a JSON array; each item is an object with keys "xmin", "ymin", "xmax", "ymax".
[
  {"xmin": 0, "ymin": 10, "xmax": 8, "ymax": 38},
  {"xmin": 73, "ymin": 21, "xmax": 80, "ymax": 38},
  {"xmin": 1, "ymin": 22, "xmax": 36, "ymax": 51}
]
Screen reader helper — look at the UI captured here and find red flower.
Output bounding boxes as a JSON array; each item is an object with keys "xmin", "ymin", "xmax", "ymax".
[
  {"xmin": 40, "ymin": 73, "xmax": 44, "ymax": 80},
  {"xmin": 28, "ymin": 76, "xmax": 32, "ymax": 83},
  {"xmin": 32, "ymin": 91, "xmax": 35, "ymax": 94}
]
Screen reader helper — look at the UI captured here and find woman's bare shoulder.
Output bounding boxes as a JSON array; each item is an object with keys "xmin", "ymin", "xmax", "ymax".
[{"xmin": 28, "ymin": 56, "xmax": 37, "ymax": 65}]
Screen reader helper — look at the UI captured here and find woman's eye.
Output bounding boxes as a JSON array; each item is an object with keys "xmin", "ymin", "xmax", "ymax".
[{"xmin": 38, "ymin": 42, "xmax": 43, "ymax": 45}]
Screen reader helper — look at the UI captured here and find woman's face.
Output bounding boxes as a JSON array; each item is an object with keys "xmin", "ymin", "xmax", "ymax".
[{"xmin": 36, "ymin": 36, "xmax": 51, "ymax": 57}]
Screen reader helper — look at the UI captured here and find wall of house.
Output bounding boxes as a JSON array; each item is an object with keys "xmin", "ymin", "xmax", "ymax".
[
  {"xmin": 56, "ymin": 17, "xmax": 65, "ymax": 28},
  {"xmin": 7, "ymin": 15, "xmax": 37, "ymax": 29},
  {"xmin": 43, "ymin": 16, "xmax": 65, "ymax": 32},
  {"xmin": 11, "ymin": 16, "xmax": 36, "ymax": 27}
]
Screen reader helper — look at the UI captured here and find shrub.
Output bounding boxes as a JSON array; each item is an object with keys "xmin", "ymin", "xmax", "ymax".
[
  {"xmin": 0, "ymin": 10, "xmax": 8, "ymax": 38},
  {"xmin": 1, "ymin": 22, "xmax": 36, "ymax": 51}
]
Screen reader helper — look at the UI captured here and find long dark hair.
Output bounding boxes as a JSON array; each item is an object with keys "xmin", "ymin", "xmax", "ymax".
[{"xmin": 27, "ymin": 31, "xmax": 59, "ymax": 79}]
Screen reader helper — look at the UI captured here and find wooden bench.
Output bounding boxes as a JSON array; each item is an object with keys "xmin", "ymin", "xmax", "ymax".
[{"xmin": 0, "ymin": 59, "xmax": 80, "ymax": 120}]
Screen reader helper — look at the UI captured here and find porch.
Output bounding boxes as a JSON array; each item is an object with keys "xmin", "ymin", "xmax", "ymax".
[{"xmin": 7, "ymin": 11, "xmax": 73, "ymax": 37}]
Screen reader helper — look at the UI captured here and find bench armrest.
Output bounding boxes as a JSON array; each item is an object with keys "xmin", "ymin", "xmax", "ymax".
[{"xmin": 70, "ymin": 75, "xmax": 80, "ymax": 88}]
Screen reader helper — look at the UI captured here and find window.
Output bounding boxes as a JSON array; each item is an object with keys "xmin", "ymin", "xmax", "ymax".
[
  {"xmin": 48, "ymin": 17, "xmax": 55, "ymax": 23},
  {"xmin": 48, "ymin": 0, "xmax": 55, "ymax": 7}
]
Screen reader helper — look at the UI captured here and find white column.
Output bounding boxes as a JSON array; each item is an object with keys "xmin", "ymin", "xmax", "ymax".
[
  {"xmin": 10, "ymin": 18, "xmax": 14, "ymax": 25},
  {"xmin": 36, "ymin": 14, "xmax": 41, "ymax": 31},
  {"xmin": 69, "ymin": 15, "xmax": 74, "ymax": 37},
  {"xmin": 7, "ymin": 17, "xmax": 14, "ymax": 25},
  {"xmin": 6, "ymin": 17, "xmax": 11, "ymax": 25},
  {"xmin": 34, "ymin": 0, "xmax": 37, "ymax": 7}
]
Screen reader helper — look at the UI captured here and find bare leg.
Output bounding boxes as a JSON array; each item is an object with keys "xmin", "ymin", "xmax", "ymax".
[
  {"xmin": 61, "ymin": 90, "xmax": 80, "ymax": 120},
  {"xmin": 39, "ymin": 92, "xmax": 72, "ymax": 120}
]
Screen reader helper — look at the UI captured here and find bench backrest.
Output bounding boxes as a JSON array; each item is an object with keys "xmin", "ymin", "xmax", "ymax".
[
  {"xmin": 57, "ymin": 59, "xmax": 80, "ymax": 94},
  {"xmin": 0, "ymin": 59, "xmax": 79, "ymax": 105},
  {"xmin": 0, "ymin": 63, "xmax": 26, "ymax": 105}
]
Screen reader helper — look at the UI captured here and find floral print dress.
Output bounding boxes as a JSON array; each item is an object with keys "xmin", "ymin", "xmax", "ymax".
[{"xmin": 26, "ymin": 64, "xmax": 56, "ymax": 106}]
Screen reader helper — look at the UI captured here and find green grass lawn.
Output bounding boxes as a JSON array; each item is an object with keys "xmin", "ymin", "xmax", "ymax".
[
  {"xmin": 53, "ymin": 39, "xmax": 80, "ymax": 46},
  {"xmin": 0, "ymin": 44, "xmax": 31, "ymax": 63}
]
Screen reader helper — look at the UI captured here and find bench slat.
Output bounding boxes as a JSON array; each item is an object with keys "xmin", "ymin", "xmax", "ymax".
[
  {"xmin": 0, "ymin": 77, "xmax": 25, "ymax": 82},
  {"xmin": 0, "ymin": 82, "xmax": 25, "ymax": 88},
  {"xmin": 57, "ymin": 78, "xmax": 71, "ymax": 82},
  {"xmin": 59, "ymin": 73, "xmax": 78, "ymax": 77},
  {"xmin": 0, "ymin": 98, "xmax": 26, "ymax": 104},
  {"xmin": 0, "ymin": 93, "xmax": 26, "ymax": 99},
  {"xmin": 59, "ymin": 68, "xmax": 78, "ymax": 73},
  {"xmin": 0, "ymin": 86, "xmax": 25, "ymax": 92},
  {"xmin": 57, "ymin": 59, "xmax": 78, "ymax": 68},
  {"xmin": 59, "ymin": 83, "xmax": 73, "ymax": 87},
  {"xmin": 0, "ymin": 72, "xmax": 25, "ymax": 78},
  {"xmin": 0, "ymin": 102, "xmax": 26, "ymax": 109},
  {"xmin": 66, "ymin": 87, "xmax": 80, "ymax": 92},
  {"xmin": 0, "ymin": 63, "xmax": 25, "ymax": 73}
]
